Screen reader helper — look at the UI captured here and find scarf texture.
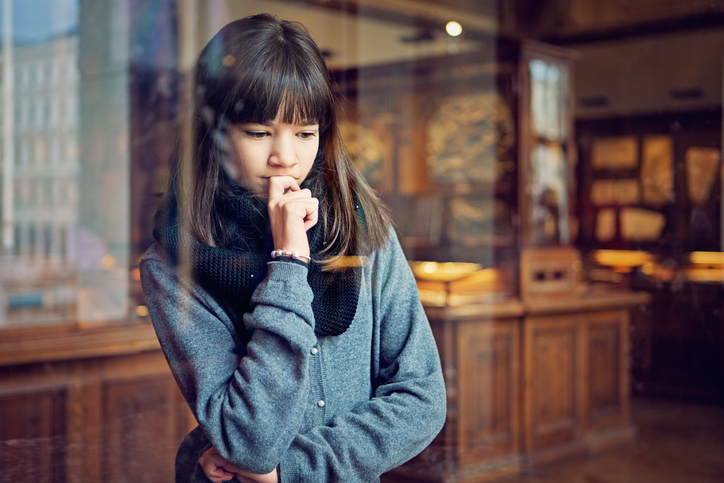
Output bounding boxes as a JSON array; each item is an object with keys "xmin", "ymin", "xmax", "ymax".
[{"xmin": 153, "ymin": 166, "xmax": 361, "ymax": 337}]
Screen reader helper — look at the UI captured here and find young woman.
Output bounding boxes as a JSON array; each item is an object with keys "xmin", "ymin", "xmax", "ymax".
[{"xmin": 140, "ymin": 13, "xmax": 446, "ymax": 483}]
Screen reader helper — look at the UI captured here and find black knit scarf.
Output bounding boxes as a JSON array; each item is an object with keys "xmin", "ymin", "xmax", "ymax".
[{"xmin": 153, "ymin": 168, "xmax": 361, "ymax": 338}]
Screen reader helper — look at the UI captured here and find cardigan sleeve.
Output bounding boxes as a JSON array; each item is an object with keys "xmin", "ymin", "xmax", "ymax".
[
  {"xmin": 277, "ymin": 229, "xmax": 447, "ymax": 482},
  {"xmin": 140, "ymin": 245, "xmax": 318, "ymax": 475}
]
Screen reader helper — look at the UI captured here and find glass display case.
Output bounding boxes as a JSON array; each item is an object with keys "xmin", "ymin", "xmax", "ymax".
[
  {"xmin": 518, "ymin": 42, "xmax": 577, "ymax": 247},
  {"xmin": 333, "ymin": 38, "xmax": 577, "ymax": 301}
]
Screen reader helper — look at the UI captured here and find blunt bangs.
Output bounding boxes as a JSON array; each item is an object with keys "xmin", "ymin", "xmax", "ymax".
[
  {"xmin": 229, "ymin": 61, "xmax": 332, "ymax": 128},
  {"xmin": 196, "ymin": 17, "xmax": 334, "ymax": 131}
]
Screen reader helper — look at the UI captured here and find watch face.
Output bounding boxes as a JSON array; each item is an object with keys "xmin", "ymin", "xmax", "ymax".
[{"xmin": 426, "ymin": 91, "xmax": 514, "ymax": 185}]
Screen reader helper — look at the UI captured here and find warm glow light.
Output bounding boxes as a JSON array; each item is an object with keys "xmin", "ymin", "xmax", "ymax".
[
  {"xmin": 101, "ymin": 254, "xmax": 116, "ymax": 270},
  {"xmin": 689, "ymin": 251, "xmax": 724, "ymax": 266},
  {"xmin": 222, "ymin": 54, "xmax": 235, "ymax": 67},
  {"xmin": 591, "ymin": 250, "xmax": 655, "ymax": 268},
  {"xmin": 136, "ymin": 305, "xmax": 149, "ymax": 317},
  {"xmin": 409, "ymin": 261, "xmax": 482, "ymax": 282},
  {"xmin": 641, "ymin": 262, "xmax": 655, "ymax": 276},
  {"xmin": 445, "ymin": 21, "xmax": 462, "ymax": 37}
]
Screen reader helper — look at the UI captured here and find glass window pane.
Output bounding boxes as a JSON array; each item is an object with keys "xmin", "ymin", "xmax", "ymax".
[
  {"xmin": 0, "ymin": 0, "xmax": 131, "ymax": 326},
  {"xmin": 0, "ymin": 1, "xmax": 722, "ymax": 482}
]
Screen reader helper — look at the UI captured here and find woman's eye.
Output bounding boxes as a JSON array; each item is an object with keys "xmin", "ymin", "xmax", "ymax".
[
  {"xmin": 246, "ymin": 131, "xmax": 268, "ymax": 139},
  {"xmin": 298, "ymin": 132, "xmax": 316, "ymax": 140}
]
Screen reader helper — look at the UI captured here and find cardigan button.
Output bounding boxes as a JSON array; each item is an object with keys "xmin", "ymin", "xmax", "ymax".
[
  {"xmin": 317, "ymin": 400, "xmax": 325, "ymax": 408},
  {"xmin": 310, "ymin": 347, "xmax": 318, "ymax": 355}
]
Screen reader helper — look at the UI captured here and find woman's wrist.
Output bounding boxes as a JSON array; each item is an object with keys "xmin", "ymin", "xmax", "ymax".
[{"xmin": 270, "ymin": 250, "xmax": 311, "ymax": 263}]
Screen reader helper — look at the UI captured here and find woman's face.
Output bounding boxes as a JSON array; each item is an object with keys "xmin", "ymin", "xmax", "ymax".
[{"xmin": 224, "ymin": 116, "xmax": 320, "ymax": 200}]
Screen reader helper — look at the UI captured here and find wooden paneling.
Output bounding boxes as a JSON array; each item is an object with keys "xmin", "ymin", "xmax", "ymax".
[
  {"xmin": 0, "ymin": 389, "xmax": 66, "ymax": 483},
  {"xmin": 581, "ymin": 310, "xmax": 631, "ymax": 436},
  {"xmin": 103, "ymin": 376, "xmax": 179, "ymax": 483},
  {"xmin": 587, "ymin": 324, "xmax": 620, "ymax": 413},
  {"xmin": 457, "ymin": 320, "xmax": 520, "ymax": 466},
  {"xmin": 524, "ymin": 316, "xmax": 580, "ymax": 453},
  {"xmin": 523, "ymin": 308, "xmax": 633, "ymax": 464},
  {"xmin": 385, "ymin": 314, "xmax": 523, "ymax": 483},
  {"xmin": 0, "ymin": 323, "xmax": 194, "ymax": 483},
  {"xmin": 0, "ymin": 307, "xmax": 637, "ymax": 483},
  {"xmin": 386, "ymin": 296, "xmax": 640, "ymax": 483}
]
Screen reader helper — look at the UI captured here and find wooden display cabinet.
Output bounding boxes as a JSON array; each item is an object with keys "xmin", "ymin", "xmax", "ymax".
[
  {"xmin": 337, "ymin": 36, "xmax": 645, "ymax": 483},
  {"xmin": 386, "ymin": 302, "xmax": 526, "ymax": 483},
  {"xmin": 334, "ymin": 37, "xmax": 519, "ymax": 267},
  {"xmin": 0, "ymin": 323, "xmax": 194, "ymax": 483},
  {"xmin": 333, "ymin": 38, "xmax": 576, "ymax": 266},
  {"xmin": 384, "ymin": 291, "xmax": 645, "ymax": 483},
  {"xmin": 576, "ymin": 110, "xmax": 722, "ymax": 253},
  {"xmin": 576, "ymin": 110, "xmax": 724, "ymax": 402}
]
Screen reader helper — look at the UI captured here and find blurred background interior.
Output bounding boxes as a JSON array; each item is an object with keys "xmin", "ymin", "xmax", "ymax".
[{"xmin": 0, "ymin": 0, "xmax": 723, "ymax": 482}]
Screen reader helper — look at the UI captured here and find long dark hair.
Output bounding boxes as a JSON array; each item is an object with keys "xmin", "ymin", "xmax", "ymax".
[{"xmin": 167, "ymin": 13, "xmax": 389, "ymax": 267}]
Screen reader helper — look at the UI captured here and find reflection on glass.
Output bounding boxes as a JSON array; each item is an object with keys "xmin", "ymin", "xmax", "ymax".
[
  {"xmin": 529, "ymin": 59, "xmax": 567, "ymax": 141},
  {"xmin": 0, "ymin": 0, "xmax": 81, "ymax": 326},
  {"xmin": 426, "ymin": 91, "xmax": 514, "ymax": 185},
  {"xmin": 530, "ymin": 143, "xmax": 568, "ymax": 244},
  {"xmin": 527, "ymin": 55, "xmax": 570, "ymax": 245}
]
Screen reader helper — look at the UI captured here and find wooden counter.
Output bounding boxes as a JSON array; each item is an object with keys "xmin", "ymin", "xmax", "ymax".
[
  {"xmin": 0, "ymin": 321, "xmax": 161, "ymax": 366},
  {"xmin": 524, "ymin": 290, "xmax": 651, "ymax": 315},
  {"xmin": 0, "ymin": 321, "xmax": 194, "ymax": 483},
  {"xmin": 1, "ymin": 289, "xmax": 649, "ymax": 483},
  {"xmin": 385, "ymin": 289, "xmax": 650, "ymax": 483}
]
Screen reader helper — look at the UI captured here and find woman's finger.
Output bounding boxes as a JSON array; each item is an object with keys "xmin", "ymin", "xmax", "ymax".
[
  {"xmin": 198, "ymin": 459, "xmax": 233, "ymax": 482},
  {"xmin": 267, "ymin": 177, "xmax": 318, "ymax": 256},
  {"xmin": 198, "ymin": 447, "xmax": 237, "ymax": 482},
  {"xmin": 268, "ymin": 175, "xmax": 300, "ymax": 200},
  {"xmin": 269, "ymin": 196, "xmax": 318, "ymax": 226},
  {"xmin": 303, "ymin": 203, "xmax": 319, "ymax": 231}
]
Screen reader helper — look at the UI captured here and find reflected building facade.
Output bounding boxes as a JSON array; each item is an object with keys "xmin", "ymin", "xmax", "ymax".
[{"xmin": 0, "ymin": 32, "xmax": 79, "ymax": 325}]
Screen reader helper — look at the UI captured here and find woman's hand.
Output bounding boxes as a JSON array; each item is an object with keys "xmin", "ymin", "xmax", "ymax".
[
  {"xmin": 267, "ymin": 176, "xmax": 319, "ymax": 258},
  {"xmin": 199, "ymin": 446, "xmax": 279, "ymax": 483},
  {"xmin": 198, "ymin": 446, "xmax": 237, "ymax": 482}
]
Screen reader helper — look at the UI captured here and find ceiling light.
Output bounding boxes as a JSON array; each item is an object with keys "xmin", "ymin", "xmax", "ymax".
[{"xmin": 446, "ymin": 21, "xmax": 462, "ymax": 37}]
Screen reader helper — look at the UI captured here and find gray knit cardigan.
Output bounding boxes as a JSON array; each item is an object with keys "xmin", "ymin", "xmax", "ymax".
[{"xmin": 140, "ymin": 228, "xmax": 447, "ymax": 483}]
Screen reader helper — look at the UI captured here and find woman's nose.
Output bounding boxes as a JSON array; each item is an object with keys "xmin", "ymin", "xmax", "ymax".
[{"xmin": 269, "ymin": 135, "xmax": 297, "ymax": 168}]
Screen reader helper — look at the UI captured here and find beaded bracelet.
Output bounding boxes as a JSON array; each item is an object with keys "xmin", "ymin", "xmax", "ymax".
[{"xmin": 270, "ymin": 249, "xmax": 311, "ymax": 263}]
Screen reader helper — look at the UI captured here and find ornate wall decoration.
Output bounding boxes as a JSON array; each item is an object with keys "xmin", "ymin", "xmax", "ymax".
[
  {"xmin": 685, "ymin": 146, "xmax": 721, "ymax": 205},
  {"xmin": 447, "ymin": 196, "xmax": 511, "ymax": 245},
  {"xmin": 591, "ymin": 136, "xmax": 638, "ymax": 170},
  {"xmin": 620, "ymin": 207, "xmax": 666, "ymax": 241},
  {"xmin": 426, "ymin": 91, "xmax": 515, "ymax": 185},
  {"xmin": 339, "ymin": 118, "xmax": 391, "ymax": 190},
  {"xmin": 595, "ymin": 208, "xmax": 617, "ymax": 242},
  {"xmin": 640, "ymin": 135, "xmax": 674, "ymax": 206},
  {"xmin": 590, "ymin": 179, "xmax": 640, "ymax": 205}
]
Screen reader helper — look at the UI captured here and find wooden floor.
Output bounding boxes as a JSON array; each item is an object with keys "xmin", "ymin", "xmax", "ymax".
[{"xmin": 493, "ymin": 396, "xmax": 724, "ymax": 483}]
